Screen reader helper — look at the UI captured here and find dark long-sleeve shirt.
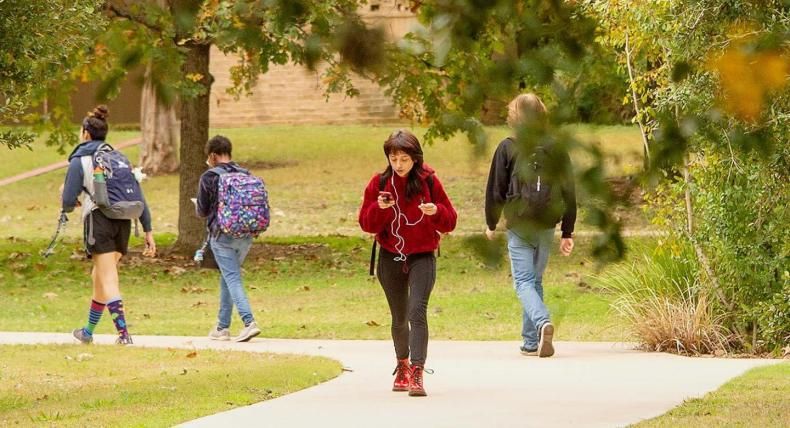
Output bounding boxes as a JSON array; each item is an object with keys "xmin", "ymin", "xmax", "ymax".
[{"xmin": 485, "ymin": 137, "xmax": 576, "ymax": 238}]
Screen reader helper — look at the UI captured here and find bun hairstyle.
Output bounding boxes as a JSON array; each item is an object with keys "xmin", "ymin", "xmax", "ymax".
[
  {"xmin": 382, "ymin": 129, "xmax": 426, "ymax": 200},
  {"xmin": 82, "ymin": 105, "xmax": 109, "ymax": 141}
]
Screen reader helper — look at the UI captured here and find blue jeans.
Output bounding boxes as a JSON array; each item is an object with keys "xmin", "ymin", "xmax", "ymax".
[
  {"xmin": 210, "ymin": 234, "xmax": 254, "ymax": 328},
  {"xmin": 507, "ymin": 228, "xmax": 554, "ymax": 350}
]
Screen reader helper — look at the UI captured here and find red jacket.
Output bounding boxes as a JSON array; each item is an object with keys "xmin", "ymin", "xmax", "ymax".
[{"xmin": 359, "ymin": 165, "xmax": 457, "ymax": 255}]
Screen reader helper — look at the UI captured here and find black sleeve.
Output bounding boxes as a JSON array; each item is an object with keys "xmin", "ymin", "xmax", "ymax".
[
  {"xmin": 196, "ymin": 171, "xmax": 217, "ymax": 218},
  {"xmin": 560, "ymin": 150, "xmax": 576, "ymax": 238},
  {"xmin": 484, "ymin": 139, "xmax": 512, "ymax": 231}
]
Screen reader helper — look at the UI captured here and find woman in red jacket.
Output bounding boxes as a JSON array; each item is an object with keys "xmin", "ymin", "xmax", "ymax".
[{"xmin": 359, "ymin": 129, "xmax": 457, "ymax": 397}]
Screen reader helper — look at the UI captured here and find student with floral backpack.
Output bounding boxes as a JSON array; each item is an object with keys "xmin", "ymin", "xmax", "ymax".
[{"xmin": 196, "ymin": 135, "xmax": 270, "ymax": 342}]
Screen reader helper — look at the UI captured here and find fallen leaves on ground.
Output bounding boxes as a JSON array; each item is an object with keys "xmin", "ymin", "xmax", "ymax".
[{"xmin": 76, "ymin": 353, "xmax": 93, "ymax": 362}]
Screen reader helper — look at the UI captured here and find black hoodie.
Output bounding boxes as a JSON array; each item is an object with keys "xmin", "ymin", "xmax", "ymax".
[{"xmin": 484, "ymin": 137, "xmax": 576, "ymax": 238}]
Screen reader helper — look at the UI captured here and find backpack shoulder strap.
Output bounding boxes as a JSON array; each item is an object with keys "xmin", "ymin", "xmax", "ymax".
[
  {"xmin": 369, "ymin": 173, "xmax": 389, "ymax": 276},
  {"xmin": 210, "ymin": 166, "xmax": 228, "ymax": 176}
]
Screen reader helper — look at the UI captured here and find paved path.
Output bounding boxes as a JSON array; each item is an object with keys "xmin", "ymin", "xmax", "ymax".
[
  {"xmin": 0, "ymin": 138, "xmax": 141, "ymax": 187},
  {"xmin": 0, "ymin": 332, "xmax": 779, "ymax": 427}
]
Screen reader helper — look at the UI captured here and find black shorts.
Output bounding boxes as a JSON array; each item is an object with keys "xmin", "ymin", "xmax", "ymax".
[{"xmin": 84, "ymin": 210, "xmax": 131, "ymax": 256}]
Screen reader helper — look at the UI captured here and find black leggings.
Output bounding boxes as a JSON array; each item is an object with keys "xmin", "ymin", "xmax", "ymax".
[{"xmin": 377, "ymin": 248, "xmax": 436, "ymax": 366}]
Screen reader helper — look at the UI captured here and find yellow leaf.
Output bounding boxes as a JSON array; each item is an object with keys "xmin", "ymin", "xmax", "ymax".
[
  {"xmin": 755, "ymin": 53, "xmax": 789, "ymax": 90},
  {"xmin": 708, "ymin": 33, "xmax": 789, "ymax": 123},
  {"xmin": 186, "ymin": 73, "xmax": 204, "ymax": 82}
]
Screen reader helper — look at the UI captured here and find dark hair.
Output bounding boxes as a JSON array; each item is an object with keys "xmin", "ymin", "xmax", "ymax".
[
  {"xmin": 382, "ymin": 129, "xmax": 425, "ymax": 199},
  {"xmin": 205, "ymin": 135, "xmax": 232, "ymax": 157},
  {"xmin": 82, "ymin": 105, "xmax": 109, "ymax": 140}
]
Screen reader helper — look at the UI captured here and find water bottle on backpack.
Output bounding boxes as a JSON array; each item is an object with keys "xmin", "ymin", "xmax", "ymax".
[{"xmin": 89, "ymin": 144, "xmax": 145, "ymax": 220}]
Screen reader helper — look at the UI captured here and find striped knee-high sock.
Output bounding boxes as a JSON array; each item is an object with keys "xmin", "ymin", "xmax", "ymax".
[
  {"xmin": 84, "ymin": 300, "xmax": 105, "ymax": 336},
  {"xmin": 106, "ymin": 298, "xmax": 129, "ymax": 338}
]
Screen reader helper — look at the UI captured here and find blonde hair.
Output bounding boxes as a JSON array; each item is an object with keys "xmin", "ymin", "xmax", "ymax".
[{"xmin": 506, "ymin": 93, "xmax": 547, "ymax": 128}]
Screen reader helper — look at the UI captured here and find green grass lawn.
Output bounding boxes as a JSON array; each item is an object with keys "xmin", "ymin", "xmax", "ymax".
[
  {"xmin": 635, "ymin": 363, "xmax": 790, "ymax": 427},
  {"xmin": 0, "ymin": 344, "xmax": 341, "ymax": 427},
  {"xmin": 0, "ymin": 233, "xmax": 636, "ymax": 342},
  {"xmin": 0, "ymin": 124, "xmax": 647, "ymax": 240}
]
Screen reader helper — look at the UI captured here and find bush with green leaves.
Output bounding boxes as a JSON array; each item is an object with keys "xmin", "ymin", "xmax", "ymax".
[
  {"xmin": 666, "ymin": 145, "xmax": 788, "ymax": 353},
  {"xmin": 588, "ymin": 0, "xmax": 789, "ymax": 354}
]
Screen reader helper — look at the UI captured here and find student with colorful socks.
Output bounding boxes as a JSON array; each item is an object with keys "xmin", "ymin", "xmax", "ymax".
[
  {"xmin": 359, "ymin": 129, "xmax": 457, "ymax": 397},
  {"xmin": 62, "ymin": 105, "xmax": 156, "ymax": 345}
]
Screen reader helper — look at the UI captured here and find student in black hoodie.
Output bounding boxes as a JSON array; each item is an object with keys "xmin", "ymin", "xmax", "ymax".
[
  {"xmin": 62, "ymin": 106, "xmax": 155, "ymax": 345},
  {"xmin": 484, "ymin": 93, "xmax": 576, "ymax": 358}
]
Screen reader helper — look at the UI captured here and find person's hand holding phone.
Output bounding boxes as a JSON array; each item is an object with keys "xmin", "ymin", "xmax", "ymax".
[
  {"xmin": 418, "ymin": 202, "xmax": 437, "ymax": 216},
  {"xmin": 378, "ymin": 191, "xmax": 395, "ymax": 209}
]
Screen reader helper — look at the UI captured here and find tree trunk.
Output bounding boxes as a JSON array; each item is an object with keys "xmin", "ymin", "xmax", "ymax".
[
  {"xmin": 172, "ymin": 41, "xmax": 212, "ymax": 253},
  {"xmin": 624, "ymin": 31, "xmax": 651, "ymax": 170},
  {"xmin": 140, "ymin": 64, "xmax": 180, "ymax": 175}
]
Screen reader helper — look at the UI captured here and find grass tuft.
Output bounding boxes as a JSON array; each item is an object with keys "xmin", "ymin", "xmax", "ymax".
[{"xmin": 594, "ymin": 244, "xmax": 729, "ymax": 355}]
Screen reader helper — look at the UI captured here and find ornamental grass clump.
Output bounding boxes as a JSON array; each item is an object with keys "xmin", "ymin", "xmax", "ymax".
[{"xmin": 595, "ymin": 245, "xmax": 730, "ymax": 355}]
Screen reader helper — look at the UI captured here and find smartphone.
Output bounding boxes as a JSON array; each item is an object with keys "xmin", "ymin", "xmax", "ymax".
[{"xmin": 378, "ymin": 191, "xmax": 393, "ymax": 203}]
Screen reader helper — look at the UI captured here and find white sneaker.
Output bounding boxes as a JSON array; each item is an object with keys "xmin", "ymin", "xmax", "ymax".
[
  {"xmin": 234, "ymin": 322, "xmax": 261, "ymax": 342},
  {"xmin": 208, "ymin": 327, "xmax": 231, "ymax": 341}
]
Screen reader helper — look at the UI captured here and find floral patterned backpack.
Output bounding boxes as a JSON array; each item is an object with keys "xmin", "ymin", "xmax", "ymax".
[{"xmin": 211, "ymin": 167, "xmax": 270, "ymax": 238}]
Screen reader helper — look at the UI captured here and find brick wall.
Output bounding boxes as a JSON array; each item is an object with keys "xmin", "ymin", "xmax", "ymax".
[{"xmin": 210, "ymin": 3, "xmax": 417, "ymax": 127}]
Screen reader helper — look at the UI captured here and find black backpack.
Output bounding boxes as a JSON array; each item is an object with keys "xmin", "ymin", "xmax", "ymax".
[
  {"xmin": 368, "ymin": 173, "xmax": 436, "ymax": 276},
  {"xmin": 507, "ymin": 138, "xmax": 564, "ymax": 225}
]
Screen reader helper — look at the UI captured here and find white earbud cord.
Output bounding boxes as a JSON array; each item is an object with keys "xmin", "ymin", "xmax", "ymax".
[{"xmin": 388, "ymin": 174, "xmax": 424, "ymax": 262}]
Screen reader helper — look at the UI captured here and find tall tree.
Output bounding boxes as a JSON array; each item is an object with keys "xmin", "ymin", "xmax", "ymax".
[
  {"xmin": 139, "ymin": 0, "xmax": 179, "ymax": 175},
  {"xmin": 140, "ymin": 63, "xmax": 180, "ymax": 174},
  {"xmin": 88, "ymin": 0, "xmax": 373, "ymax": 251},
  {"xmin": 0, "ymin": 0, "xmax": 104, "ymax": 149},
  {"xmin": 377, "ymin": 1, "xmax": 629, "ymax": 259}
]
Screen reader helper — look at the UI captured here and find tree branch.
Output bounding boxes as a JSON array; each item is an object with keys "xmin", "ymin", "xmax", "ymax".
[
  {"xmin": 104, "ymin": 1, "xmax": 166, "ymax": 34},
  {"xmin": 624, "ymin": 31, "xmax": 651, "ymax": 169}
]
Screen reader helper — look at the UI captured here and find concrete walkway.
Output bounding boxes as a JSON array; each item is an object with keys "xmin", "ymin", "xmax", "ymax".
[{"xmin": 0, "ymin": 332, "xmax": 780, "ymax": 427}]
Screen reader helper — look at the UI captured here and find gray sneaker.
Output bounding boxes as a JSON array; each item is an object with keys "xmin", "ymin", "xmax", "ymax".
[
  {"xmin": 538, "ymin": 322, "xmax": 555, "ymax": 358},
  {"xmin": 234, "ymin": 321, "xmax": 261, "ymax": 342},
  {"xmin": 209, "ymin": 326, "xmax": 231, "ymax": 341},
  {"xmin": 72, "ymin": 328, "xmax": 93, "ymax": 344}
]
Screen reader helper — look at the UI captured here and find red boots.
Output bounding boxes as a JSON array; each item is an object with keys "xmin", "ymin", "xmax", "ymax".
[
  {"xmin": 392, "ymin": 358, "xmax": 411, "ymax": 392},
  {"xmin": 408, "ymin": 365, "xmax": 427, "ymax": 397},
  {"xmin": 392, "ymin": 359, "xmax": 429, "ymax": 396}
]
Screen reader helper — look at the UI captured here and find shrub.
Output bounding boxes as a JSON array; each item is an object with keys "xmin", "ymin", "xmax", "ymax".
[{"xmin": 595, "ymin": 242, "xmax": 730, "ymax": 355}]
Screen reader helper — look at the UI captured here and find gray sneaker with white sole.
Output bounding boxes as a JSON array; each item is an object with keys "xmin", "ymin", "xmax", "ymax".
[
  {"xmin": 209, "ymin": 327, "xmax": 231, "ymax": 341},
  {"xmin": 234, "ymin": 322, "xmax": 261, "ymax": 342}
]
